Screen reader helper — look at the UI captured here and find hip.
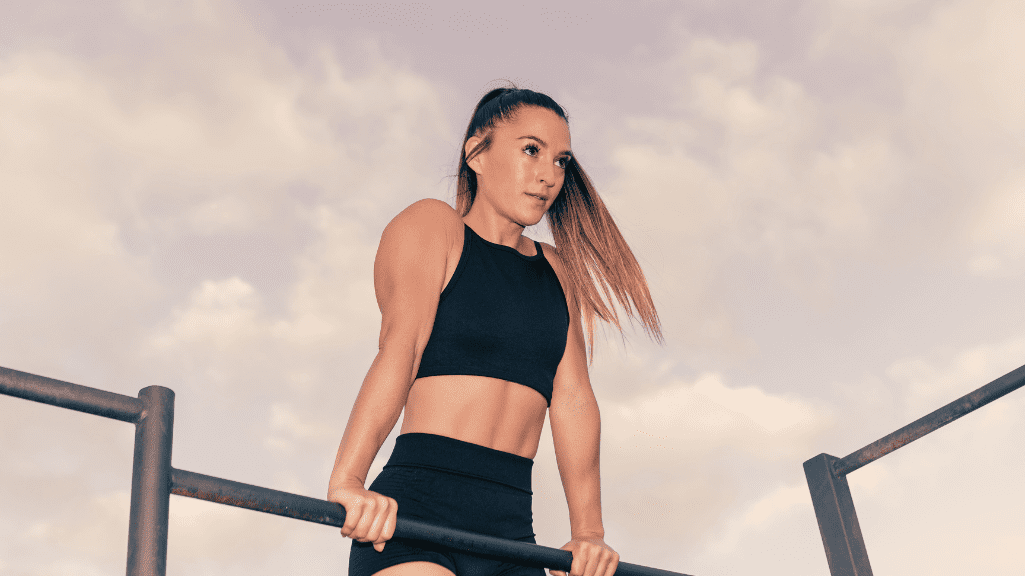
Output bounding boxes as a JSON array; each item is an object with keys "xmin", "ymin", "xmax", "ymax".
[{"xmin": 369, "ymin": 432, "xmax": 535, "ymax": 540}]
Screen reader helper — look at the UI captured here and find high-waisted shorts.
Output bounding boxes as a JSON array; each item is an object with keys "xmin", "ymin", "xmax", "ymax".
[{"xmin": 348, "ymin": 433, "xmax": 545, "ymax": 576}]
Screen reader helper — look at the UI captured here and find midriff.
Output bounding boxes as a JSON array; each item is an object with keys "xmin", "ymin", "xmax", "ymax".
[{"xmin": 399, "ymin": 374, "xmax": 548, "ymax": 459}]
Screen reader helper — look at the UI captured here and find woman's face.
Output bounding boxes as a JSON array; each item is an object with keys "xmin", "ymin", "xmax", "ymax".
[{"xmin": 465, "ymin": 105, "xmax": 573, "ymax": 228}]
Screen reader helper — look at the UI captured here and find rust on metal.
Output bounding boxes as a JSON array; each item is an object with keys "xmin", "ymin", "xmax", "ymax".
[
  {"xmin": 834, "ymin": 362, "xmax": 1025, "ymax": 476},
  {"xmin": 170, "ymin": 468, "xmax": 344, "ymax": 527}
]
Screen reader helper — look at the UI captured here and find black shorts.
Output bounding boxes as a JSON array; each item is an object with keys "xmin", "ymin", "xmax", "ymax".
[{"xmin": 349, "ymin": 433, "xmax": 545, "ymax": 576}]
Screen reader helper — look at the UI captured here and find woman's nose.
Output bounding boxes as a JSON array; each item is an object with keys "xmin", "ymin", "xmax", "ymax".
[{"xmin": 538, "ymin": 164, "xmax": 556, "ymax": 186}]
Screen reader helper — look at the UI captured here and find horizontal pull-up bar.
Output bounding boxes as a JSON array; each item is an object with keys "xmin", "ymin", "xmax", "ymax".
[
  {"xmin": 0, "ymin": 365, "xmax": 143, "ymax": 423},
  {"xmin": 1, "ymin": 364, "xmax": 691, "ymax": 576},
  {"xmin": 833, "ymin": 362, "xmax": 1025, "ymax": 476},
  {"xmin": 171, "ymin": 467, "xmax": 691, "ymax": 576}
]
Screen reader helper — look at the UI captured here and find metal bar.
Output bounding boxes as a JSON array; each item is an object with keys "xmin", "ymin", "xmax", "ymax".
[
  {"xmin": 171, "ymin": 467, "xmax": 690, "ymax": 576},
  {"xmin": 834, "ymin": 362, "xmax": 1025, "ymax": 476},
  {"xmin": 0, "ymin": 365, "xmax": 143, "ymax": 423},
  {"xmin": 126, "ymin": 386, "xmax": 175, "ymax": 576},
  {"xmin": 803, "ymin": 453, "xmax": 873, "ymax": 576}
]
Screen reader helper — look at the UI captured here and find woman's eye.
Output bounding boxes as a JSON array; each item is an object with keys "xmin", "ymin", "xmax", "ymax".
[{"xmin": 528, "ymin": 144, "xmax": 569, "ymax": 169}]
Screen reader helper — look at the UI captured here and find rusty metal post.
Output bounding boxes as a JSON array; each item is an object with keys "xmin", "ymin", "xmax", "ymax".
[
  {"xmin": 804, "ymin": 453, "xmax": 873, "ymax": 576},
  {"xmin": 126, "ymin": 386, "xmax": 175, "ymax": 576}
]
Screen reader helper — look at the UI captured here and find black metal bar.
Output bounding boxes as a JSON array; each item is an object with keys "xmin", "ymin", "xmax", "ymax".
[
  {"xmin": 0, "ymin": 365, "xmax": 143, "ymax": 423},
  {"xmin": 834, "ymin": 362, "xmax": 1025, "ymax": 476},
  {"xmin": 803, "ymin": 453, "xmax": 873, "ymax": 576},
  {"xmin": 0, "ymin": 364, "xmax": 686, "ymax": 576},
  {"xmin": 171, "ymin": 468, "xmax": 690, "ymax": 576},
  {"xmin": 126, "ymin": 386, "xmax": 175, "ymax": 576}
]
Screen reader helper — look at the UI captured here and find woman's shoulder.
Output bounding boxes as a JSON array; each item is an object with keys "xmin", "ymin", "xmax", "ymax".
[
  {"xmin": 395, "ymin": 198, "xmax": 461, "ymax": 224},
  {"xmin": 385, "ymin": 198, "xmax": 463, "ymax": 240}
]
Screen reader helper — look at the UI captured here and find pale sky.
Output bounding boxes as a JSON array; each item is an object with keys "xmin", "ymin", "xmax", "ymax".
[{"xmin": 2, "ymin": 1, "xmax": 1024, "ymax": 575}]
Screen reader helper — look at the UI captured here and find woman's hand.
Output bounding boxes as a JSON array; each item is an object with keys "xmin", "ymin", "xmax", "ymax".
[
  {"xmin": 551, "ymin": 537, "xmax": 619, "ymax": 576},
  {"xmin": 326, "ymin": 482, "xmax": 397, "ymax": 552}
]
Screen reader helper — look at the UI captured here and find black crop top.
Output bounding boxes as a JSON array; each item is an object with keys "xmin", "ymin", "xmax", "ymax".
[{"xmin": 415, "ymin": 223, "xmax": 570, "ymax": 406}]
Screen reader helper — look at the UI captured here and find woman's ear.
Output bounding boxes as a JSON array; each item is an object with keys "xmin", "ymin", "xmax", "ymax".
[{"xmin": 464, "ymin": 136, "xmax": 485, "ymax": 175}]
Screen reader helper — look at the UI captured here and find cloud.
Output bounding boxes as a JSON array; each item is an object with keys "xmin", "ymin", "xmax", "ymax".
[
  {"xmin": 1, "ymin": 2, "xmax": 450, "ymax": 572},
  {"xmin": 590, "ymin": 0, "xmax": 1024, "ymax": 367},
  {"xmin": 604, "ymin": 372, "xmax": 832, "ymax": 467},
  {"xmin": 708, "ymin": 482, "xmax": 809, "ymax": 555},
  {"xmin": 3, "ymin": 0, "xmax": 1024, "ymax": 575},
  {"xmin": 168, "ymin": 495, "xmax": 289, "ymax": 565},
  {"xmin": 887, "ymin": 335, "xmax": 1025, "ymax": 418},
  {"xmin": 593, "ymin": 31, "xmax": 906, "ymax": 357},
  {"xmin": 575, "ymin": 369, "xmax": 833, "ymax": 559},
  {"xmin": 0, "ymin": 490, "xmax": 130, "ymax": 576},
  {"xmin": 815, "ymin": 0, "xmax": 1025, "ymax": 273},
  {"xmin": 968, "ymin": 170, "xmax": 1025, "ymax": 274},
  {"xmin": 150, "ymin": 278, "xmax": 263, "ymax": 351}
]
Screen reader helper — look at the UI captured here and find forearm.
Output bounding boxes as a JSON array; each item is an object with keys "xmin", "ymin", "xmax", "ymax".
[
  {"xmin": 551, "ymin": 391, "xmax": 605, "ymax": 539},
  {"xmin": 328, "ymin": 345, "xmax": 417, "ymax": 490}
]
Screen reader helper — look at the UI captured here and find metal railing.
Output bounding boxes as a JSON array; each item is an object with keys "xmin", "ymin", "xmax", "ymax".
[
  {"xmin": 0, "ymin": 365, "xmax": 689, "ymax": 576},
  {"xmin": 803, "ymin": 362, "xmax": 1025, "ymax": 575}
]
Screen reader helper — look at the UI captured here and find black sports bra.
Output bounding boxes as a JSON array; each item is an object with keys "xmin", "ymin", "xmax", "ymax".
[{"xmin": 414, "ymin": 223, "xmax": 570, "ymax": 405}]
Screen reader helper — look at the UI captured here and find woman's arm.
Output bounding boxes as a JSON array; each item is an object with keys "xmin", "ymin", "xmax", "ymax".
[
  {"xmin": 327, "ymin": 198, "xmax": 461, "ymax": 550},
  {"xmin": 545, "ymin": 244, "xmax": 620, "ymax": 576}
]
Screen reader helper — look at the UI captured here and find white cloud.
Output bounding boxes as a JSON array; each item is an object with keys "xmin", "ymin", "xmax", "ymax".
[
  {"xmin": 709, "ymin": 482, "xmax": 809, "ymax": 555},
  {"xmin": 825, "ymin": 333, "xmax": 1025, "ymax": 573},
  {"xmin": 969, "ymin": 171, "xmax": 1025, "ymax": 274},
  {"xmin": 1, "ymin": 2, "xmax": 449, "ymax": 572},
  {"xmin": 597, "ymin": 32, "xmax": 907, "ymax": 356},
  {"xmin": 887, "ymin": 335, "xmax": 1025, "ymax": 417},
  {"xmin": 2, "ymin": 491, "xmax": 132, "ymax": 576},
  {"xmin": 579, "ymin": 369, "xmax": 832, "ymax": 559},
  {"xmin": 150, "ymin": 277, "xmax": 263, "ymax": 350},
  {"xmin": 815, "ymin": 0, "xmax": 1025, "ymax": 274},
  {"xmin": 605, "ymin": 373, "xmax": 832, "ymax": 464},
  {"xmin": 4, "ymin": 0, "xmax": 1024, "ymax": 574},
  {"xmin": 168, "ymin": 495, "xmax": 288, "ymax": 564},
  {"xmin": 277, "ymin": 207, "xmax": 381, "ymax": 349},
  {"xmin": 264, "ymin": 401, "xmax": 340, "ymax": 455},
  {"xmin": 846, "ymin": 459, "xmax": 892, "ymax": 495}
]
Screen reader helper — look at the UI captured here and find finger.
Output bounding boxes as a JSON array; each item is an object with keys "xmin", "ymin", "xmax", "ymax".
[
  {"xmin": 352, "ymin": 498, "xmax": 380, "ymax": 540},
  {"xmin": 571, "ymin": 551, "xmax": 584, "ymax": 576},
  {"xmin": 374, "ymin": 541, "xmax": 386, "ymax": 553},
  {"xmin": 603, "ymin": 552, "xmax": 620, "ymax": 576},
  {"xmin": 588, "ymin": 548, "xmax": 612, "ymax": 576},
  {"xmin": 580, "ymin": 548, "xmax": 599, "ymax": 576},
  {"xmin": 340, "ymin": 502, "xmax": 362, "ymax": 537},
  {"xmin": 365, "ymin": 497, "xmax": 393, "ymax": 544},
  {"xmin": 381, "ymin": 498, "xmax": 398, "ymax": 541}
]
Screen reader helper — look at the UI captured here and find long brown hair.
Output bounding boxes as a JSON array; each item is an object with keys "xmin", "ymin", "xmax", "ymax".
[{"xmin": 455, "ymin": 85, "xmax": 664, "ymax": 363}]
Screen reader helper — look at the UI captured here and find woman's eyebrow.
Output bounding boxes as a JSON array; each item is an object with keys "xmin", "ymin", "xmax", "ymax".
[{"xmin": 518, "ymin": 135, "xmax": 573, "ymax": 157}]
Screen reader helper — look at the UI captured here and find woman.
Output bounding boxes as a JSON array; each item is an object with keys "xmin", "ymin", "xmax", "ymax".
[{"xmin": 327, "ymin": 86, "xmax": 663, "ymax": 576}]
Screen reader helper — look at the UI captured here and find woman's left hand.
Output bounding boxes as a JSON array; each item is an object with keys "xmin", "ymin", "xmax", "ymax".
[{"xmin": 550, "ymin": 536, "xmax": 620, "ymax": 576}]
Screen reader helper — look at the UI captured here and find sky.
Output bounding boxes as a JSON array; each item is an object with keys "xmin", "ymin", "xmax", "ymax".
[{"xmin": 1, "ymin": 0, "xmax": 1024, "ymax": 574}]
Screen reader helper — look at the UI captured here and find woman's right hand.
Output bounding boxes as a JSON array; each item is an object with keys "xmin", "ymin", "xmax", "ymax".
[{"xmin": 327, "ymin": 482, "xmax": 398, "ymax": 552}]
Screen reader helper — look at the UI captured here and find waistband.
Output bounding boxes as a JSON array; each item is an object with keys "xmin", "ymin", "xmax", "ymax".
[{"xmin": 385, "ymin": 433, "xmax": 533, "ymax": 493}]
